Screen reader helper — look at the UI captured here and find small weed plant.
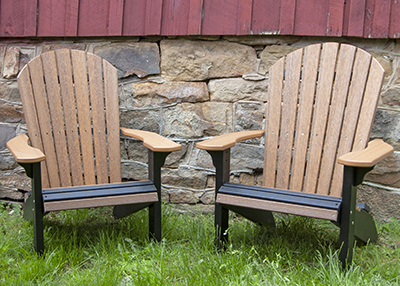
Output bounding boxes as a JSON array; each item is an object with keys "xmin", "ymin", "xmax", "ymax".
[{"xmin": 1, "ymin": 202, "xmax": 399, "ymax": 285}]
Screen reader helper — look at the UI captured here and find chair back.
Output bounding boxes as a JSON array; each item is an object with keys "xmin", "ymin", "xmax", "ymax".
[
  {"xmin": 264, "ymin": 43, "xmax": 384, "ymax": 197},
  {"xmin": 18, "ymin": 49, "xmax": 121, "ymax": 189}
]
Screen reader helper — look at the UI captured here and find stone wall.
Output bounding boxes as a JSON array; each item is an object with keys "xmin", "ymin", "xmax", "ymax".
[{"xmin": 1, "ymin": 36, "xmax": 400, "ymax": 221}]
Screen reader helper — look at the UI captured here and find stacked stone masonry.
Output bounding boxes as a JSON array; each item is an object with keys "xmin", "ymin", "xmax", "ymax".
[{"xmin": 1, "ymin": 36, "xmax": 400, "ymax": 221}]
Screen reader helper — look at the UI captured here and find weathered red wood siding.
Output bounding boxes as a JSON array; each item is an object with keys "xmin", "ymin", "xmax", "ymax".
[{"xmin": 1, "ymin": 0, "xmax": 399, "ymax": 38}]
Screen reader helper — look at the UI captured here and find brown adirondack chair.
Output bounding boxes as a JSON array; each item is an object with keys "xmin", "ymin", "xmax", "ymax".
[
  {"xmin": 6, "ymin": 49, "xmax": 181, "ymax": 254},
  {"xmin": 197, "ymin": 43, "xmax": 394, "ymax": 268}
]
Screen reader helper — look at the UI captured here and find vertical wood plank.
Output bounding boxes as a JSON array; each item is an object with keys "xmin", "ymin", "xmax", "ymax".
[
  {"xmin": 122, "ymin": 0, "xmax": 146, "ymax": 35},
  {"xmin": 71, "ymin": 51, "xmax": 96, "ymax": 185},
  {"xmin": 389, "ymin": 0, "xmax": 400, "ymax": 38},
  {"xmin": 55, "ymin": 49, "xmax": 84, "ymax": 186},
  {"xmin": 41, "ymin": 51, "xmax": 72, "ymax": 187},
  {"xmin": 330, "ymin": 48, "xmax": 372, "ymax": 196},
  {"xmin": 290, "ymin": 44, "xmax": 321, "ymax": 192},
  {"xmin": 24, "ymin": 0, "xmax": 38, "ymax": 36},
  {"xmin": 237, "ymin": 0, "xmax": 253, "ymax": 35},
  {"xmin": 327, "ymin": 0, "xmax": 345, "ymax": 36},
  {"xmin": 371, "ymin": 0, "xmax": 392, "ymax": 37},
  {"xmin": 316, "ymin": 45, "xmax": 356, "ymax": 195},
  {"xmin": 87, "ymin": 53, "xmax": 109, "ymax": 184},
  {"xmin": 65, "ymin": 0, "xmax": 79, "ymax": 36},
  {"xmin": 275, "ymin": 49, "xmax": 303, "ymax": 190},
  {"xmin": 252, "ymin": 0, "xmax": 281, "ymax": 34},
  {"xmin": 145, "ymin": 0, "xmax": 163, "ymax": 35},
  {"xmin": 303, "ymin": 43, "xmax": 339, "ymax": 194},
  {"xmin": 353, "ymin": 58, "xmax": 384, "ymax": 150},
  {"xmin": 37, "ymin": 0, "xmax": 67, "ymax": 36},
  {"xmin": 78, "ymin": 0, "xmax": 110, "ymax": 36},
  {"xmin": 202, "ymin": 0, "xmax": 239, "ymax": 35},
  {"xmin": 294, "ymin": 0, "xmax": 330, "ymax": 36},
  {"xmin": 17, "ymin": 67, "xmax": 50, "ymax": 188},
  {"xmin": 264, "ymin": 57, "xmax": 284, "ymax": 188},
  {"xmin": 345, "ymin": 0, "xmax": 366, "ymax": 37},
  {"xmin": 280, "ymin": 0, "xmax": 296, "ymax": 34},
  {"xmin": 188, "ymin": 0, "xmax": 204, "ymax": 34},
  {"xmin": 161, "ymin": 0, "xmax": 190, "ymax": 35},
  {"xmin": 364, "ymin": 0, "xmax": 376, "ymax": 37},
  {"xmin": 108, "ymin": 0, "xmax": 124, "ymax": 36},
  {"xmin": 103, "ymin": 60, "xmax": 121, "ymax": 183},
  {"xmin": 29, "ymin": 57, "xmax": 61, "ymax": 188}
]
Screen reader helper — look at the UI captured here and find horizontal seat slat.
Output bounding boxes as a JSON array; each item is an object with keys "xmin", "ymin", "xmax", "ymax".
[
  {"xmin": 42, "ymin": 180, "xmax": 157, "ymax": 202},
  {"xmin": 219, "ymin": 183, "xmax": 341, "ymax": 210}
]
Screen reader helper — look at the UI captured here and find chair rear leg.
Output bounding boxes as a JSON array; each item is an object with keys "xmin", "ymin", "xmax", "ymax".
[{"xmin": 215, "ymin": 204, "xmax": 229, "ymax": 246}]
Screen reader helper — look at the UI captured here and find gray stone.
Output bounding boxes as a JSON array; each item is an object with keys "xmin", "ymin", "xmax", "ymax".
[
  {"xmin": 371, "ymin": 109, "xmax": 400, "ymax": 149},
  {"xmin": 0, "ymin": 81, "xmax": 21, "ymax": 102},
  {"xmin": 162, "ymin": 168, "xmax": 208, "ymax": 189},
  {"xmin": 231, "ymin": 143, "xmax": 264, "ymax": 171},
  {"xmin": 94, "ymin": 43, "xmax": 160, "ymax": 78},
  {"xmin": 259, "ymin": 45, "xmax": 297, "ymax": 73},
  {"xmin": 0, "ymin": 103, "xmax": 24, "ymax": 123},
  {"xmin": 41, "ymin": 43, "xmax": 85, "ymax": 53},
  {"xmin": 234, "ymin": 101, "xmax": 264, "ymax": 132},
  {"xmin": 381, "ymin": 86, "xmax": 400, "ymax": 107},
  {"xmin": 2, "ymin": 47, "xmax": 20, "ymax": 79},
  {"xmin": 163, "ymin": 102, "xmax": 233, "ymax": 138},
  {"xmin": 120, "ymin": 109, "xmax": 161, "ymax": 133},
  {"xmin": 190, "ymin": 148, "xmax": 214, "ymax": 169},
  {"xmin": 0, "ymin": 151, "xmax": 18, "ymax": 170},
  {"xmin": 130, "ymin": 81, "xmax": 209, "ymax": 107},
  {"xmin": 164, "ymin": 143, "xmax": 188, "ymax": 168},
  {"xmin": 121, "ymin": 139, "xmax": 148, "ymax": 162},
  {"xmin": 0, "ymin": 125, "xmax": 16, "ymax": 151},
  {"xmin": 160, "ymin": 40, "xmax": 257, "ymax": 81},
  {"xmin": 365, "ymin": 152, "xmax": 400, "ymax": 188},
  {"xmin": 222, "ymin": 35, "xmax": 301, "ymax": 46},
  {"xmin": 357, "ymin": 184, "xmax": 400, "ymax": 222},
  {"xmin": 169, "ymin": 189, "xmax": 200, "ymax": 204},
  {"xmin": 209, "ymin": 78, "xmax": 268, "ymax": 102},
  {"xmin": 199, "ymin": 190, "xmax": 215, "ymax": 204},
  {"xmin": 121, "ymin": 161, "xmax": 148, "ymax": 181}
]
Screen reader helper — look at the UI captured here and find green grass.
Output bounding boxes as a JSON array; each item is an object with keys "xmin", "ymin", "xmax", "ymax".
[{"xmin": 1, "ymin": 202, "xmax": 399, "ymax": 285}]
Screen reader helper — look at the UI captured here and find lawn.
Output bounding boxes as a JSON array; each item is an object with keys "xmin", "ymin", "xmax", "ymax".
[{"xmin": 1, "ymin": 202, "xmax": 399, "ymax": 285}]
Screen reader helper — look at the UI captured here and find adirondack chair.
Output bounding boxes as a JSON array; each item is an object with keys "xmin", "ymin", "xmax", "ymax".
[
  {"xmin": 197, "ymin": 43, "xmax": 394, "ymax": 268},
  {"xmin": 6, "ymin": 49, "xmax": 181, "ymax": 254}
]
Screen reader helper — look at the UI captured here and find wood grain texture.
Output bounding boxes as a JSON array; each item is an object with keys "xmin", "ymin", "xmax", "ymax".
[
  {"xmin": 252, "ymin": 0, "xmax": 281, "ymax": 34},
  {"xmin": 108, "ymin": 0, "xmax": 124, "ymax": 36},
  {"xmin": 55, "ymin": 49, "xmax": 84, "ymax": 186},
  {"xmin": 302, "ymin": 43, "xmax": 339, "ymax": 194},
  {"xmin": 71, "ymin": 50, "xmax": 96, "ymax": 185},
  {"xmin": 237, "ymin": 0, "xmax": 253, "ymax": 35},
  {"xmin": 264, "ymin": 57, "xmax": 284, "ymax": 188},
  {"xmin": 327, "ymin": 0, "xmax": 345, "ymax": 36},
  {"xmin": 87, "ymin": 53, "xmax": 108, "ymax": 184},
  {"xmin": 294, "ymin": 0, "xmax": 330, "ymax": 36},
  {"xmin": 7, "ymin": 134, "xmax": 46, "ymax": 163},
  {"xmin": 37, "ymin": 0, "xmax": 67, "ymax": 36},
  {"xmin": 389, "ymin": 0, "xmax": 400, "ymax": 38},
  {"xmin": 44, "ymin": 192, "xmax": 158, "ymax": 212},
  {"xmin": 122, "ymin": 0, "xmax": 147, "ymax": 35},
  {"xmin": 78, "ymin": 0, "xmax": 109, "ymax": 36},
  {"xmin": 103, "ymin": 59, "xmax": 121, "ymax": 183},
  {"xmin": 371, "ymin": 0, "xmax": 391, "ymax": 38},
  {"xmin": 17, "ymin": 65, "xmax": 51, "ymax": 188},
  {"xmin": 145, "ymin": 0, "xmax": 163, "ymax": 35},
  {"xmin": 345, "ymin": 0, "xmax": 366, "ymax": 37},
  {"xmin": 290, "ymin": 44, "xmax": 321, "ymax": 191},
  {"xmin": 217, "ymin": 193, "xmax": 339, "ymax": 221},
  {"xmin": 188, "ymin": 0, "xmax": 204, "ymax": 34},
  {"xmin": 280, "ymin": 0, "xmax": 296, "ymax": 34},
  {"xmin": 196, "ymin": 130, "xmax": 265, "ymax": 151},
  {"xmin": 161, "ymin": 0, "xmax": 190, "ymax": 35},
  {"xmin": 202, "ymin": 0, "xmax": 238, "ymax": 35},
  {"xmin": 121, "ymin": 128, "xmax": 182, "ymax": 152},
  {"xmin": 65, "ymin": 0, "xmax": 79, "ymax": 36},
  {"xmin": 275, "ymin": 49, "xmax": 302, "ymax": 190},
  {"xmin": 338, "ymin": 139, "xmax": 393, "ymax": 167}
]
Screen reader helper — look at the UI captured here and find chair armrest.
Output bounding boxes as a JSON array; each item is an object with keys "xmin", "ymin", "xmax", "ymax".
[
  {"xmin": 6, "ymin": 134, "xmax": 46, "ymax": 163},
  {"xmin": 337, "ymin": 139, "xmax": 394, "ymax": 167},
  {"xmin": 196, "ymin": 130, "xmax": 265, "ymax": 151},
  {"xmin": 120, "ymin": 127, "xmax": 182, "ymax": 152}
]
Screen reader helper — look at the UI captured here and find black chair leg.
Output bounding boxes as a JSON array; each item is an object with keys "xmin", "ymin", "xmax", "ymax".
[{"xmin": 32, "ymin": 162, "xmax": 44, "ymax": 254}]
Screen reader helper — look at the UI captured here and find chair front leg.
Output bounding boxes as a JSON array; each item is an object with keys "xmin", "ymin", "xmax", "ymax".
[
  {"xmin": 148, "ymin": 150, "xmax": 171, "ymax": 242},
  {"xmin": 207, "ymin": 149, "xmax": 231, "ymax": 246},
  {"xmin": 339, "ymin": 165, "xmax": 373, "ymax": 269}
]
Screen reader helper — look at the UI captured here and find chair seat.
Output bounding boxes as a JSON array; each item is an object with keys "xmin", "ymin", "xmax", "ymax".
[
  {"xmin": 217, "ymin": 183, "xmax": 342, "ymax": 221},
  {"xmin": 42, "ymin": 180, "xmax": 158, "ymax": 212}
]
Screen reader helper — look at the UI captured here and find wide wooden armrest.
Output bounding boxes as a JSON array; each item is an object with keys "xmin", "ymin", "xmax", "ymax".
[
  {"xmin": 6, "ymin": 133, "xmax": 46, "ymax": 163},
  {"xmin": 338, "ymin": 139, "xmax": 394, "ymax": 167},
  {"xmin": 196, "ymin": 130, "xmax": 265, "ymax": 151},
  {"xmin": 120, "ymin": 127, "xmax": 182, "ymax": 152}
]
